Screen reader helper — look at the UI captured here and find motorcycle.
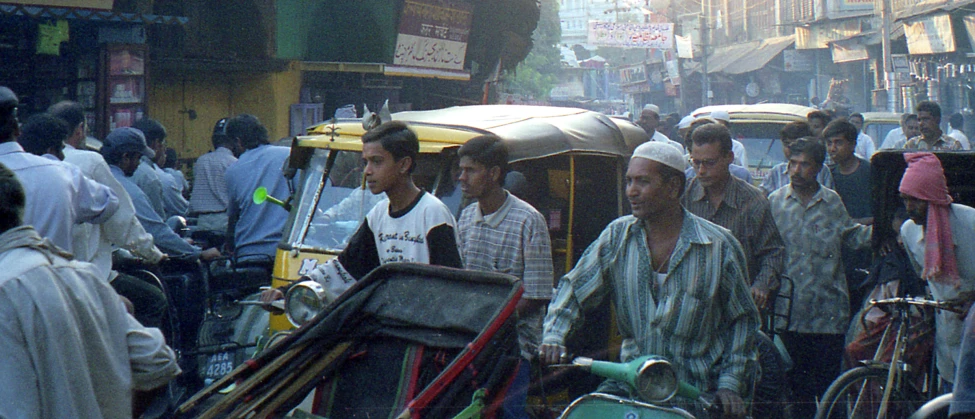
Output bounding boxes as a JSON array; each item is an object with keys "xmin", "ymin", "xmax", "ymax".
[{"xmin": 113, "ymin": 226, "xmax": 273, "ymax": 417}]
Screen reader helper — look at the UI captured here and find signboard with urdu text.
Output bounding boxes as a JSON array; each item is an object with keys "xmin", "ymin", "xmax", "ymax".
[
  {"xmin": 390, "ymin": 0, "xmax": 473, "ymax": 79},
  {"xmin": 587, "ymin": 21, "xmax": 674, "ymax": 49}
]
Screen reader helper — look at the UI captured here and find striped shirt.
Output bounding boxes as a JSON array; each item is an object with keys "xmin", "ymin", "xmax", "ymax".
[
  {"xmin": 768, "ymin": 184, "xmax": 872, "ymax": 334},
  {"xmin": 683, "ymin": 176, "xmax": 785, "ymax": 293},
  {"xmin": 458, "ymin": 192, "xmax": 554, "ymax": 359},
  {"xmin": 189, "ymin": 147, "xmax": 236, "ymax": 214},
  {"xmin": 543, "ymin": 211, "xmax": 760, "ymax": 394}
]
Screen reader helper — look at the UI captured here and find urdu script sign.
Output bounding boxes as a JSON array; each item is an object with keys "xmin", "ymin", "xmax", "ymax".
[
  {"xmin": 587, "ymin": 21, "xmax": 674, "ymax": 49},
  {"xmin": 392, "ymin": 0, "xmax": 473, "ymax": 73}
]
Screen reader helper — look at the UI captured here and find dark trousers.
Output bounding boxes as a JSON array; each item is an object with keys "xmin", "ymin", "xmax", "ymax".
[
  {"xmin": 781, "ymin": 331, "xmax": 845, "ymax": 418},
  {"xmin": 111, "ymin": 271, "xmax": 168, "ymax": 329}
]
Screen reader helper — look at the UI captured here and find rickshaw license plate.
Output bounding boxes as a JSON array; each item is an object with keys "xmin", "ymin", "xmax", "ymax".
[{"xmin": 204, "ymin": 351, "xmax": 235, "ymax": 380}]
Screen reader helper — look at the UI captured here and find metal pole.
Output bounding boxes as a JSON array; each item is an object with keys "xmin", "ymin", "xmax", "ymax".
[
  {"xmin": 702, "ymin": 12, "xmax": 710, "ymax": 106},
  {"xmin": 880, "ymin": 0, "xmax": 897, "ymax": 112}
]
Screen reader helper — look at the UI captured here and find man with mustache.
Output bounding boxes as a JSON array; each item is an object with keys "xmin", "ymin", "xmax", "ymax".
[{"xmin": 768, "ymin": 138, "xmax": 872, "ymax": 417}]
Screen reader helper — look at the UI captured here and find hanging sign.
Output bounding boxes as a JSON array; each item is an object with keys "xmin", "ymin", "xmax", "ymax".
[
  {"xmin": 587, "ymin": 21, "xmax": 674, "ymax": 49},
  {"xmin": 390, "ymin": 0, "xmax": 473, "ymax": 79}
]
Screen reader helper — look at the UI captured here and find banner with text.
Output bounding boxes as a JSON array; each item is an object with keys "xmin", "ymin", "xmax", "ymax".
[
  {"xmin": 588, "ymin": 21, "xmax": 674, "ymax": 49},
  {"xmin": 391, "ymin": 0, "xmax": 473, "ymax": 78}
]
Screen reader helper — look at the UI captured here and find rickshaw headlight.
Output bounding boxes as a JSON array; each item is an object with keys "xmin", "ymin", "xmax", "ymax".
[
  {"xmin": 634, "ymin": 357, "xmax": 679, "ymax": 403},
  {"xmin": 284, "ymin": 280, "xmax": 327, "ymax": 327}
]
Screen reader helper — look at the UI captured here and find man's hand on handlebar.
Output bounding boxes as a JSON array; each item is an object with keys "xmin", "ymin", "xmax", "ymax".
[
  {"xmin": 714, "ymin": 389, "xmax": 746, "ymax": 418},
  {"xmin": 538, "ymin": 343, "xmax": 570, "ymax": 366},
  {"xmin": 200, "ymin": 247, "xmax": 222, "ymax": 261}
]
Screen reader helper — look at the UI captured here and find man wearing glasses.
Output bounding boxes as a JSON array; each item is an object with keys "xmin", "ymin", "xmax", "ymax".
[{"xmin": 682, "ymin": 123, "xmax": 785, "ymax": 310}]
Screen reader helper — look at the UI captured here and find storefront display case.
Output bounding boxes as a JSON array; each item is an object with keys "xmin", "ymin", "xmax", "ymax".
[{"xmin": 98, "ymin": 44, "xmax": 147, "ymax": 138}]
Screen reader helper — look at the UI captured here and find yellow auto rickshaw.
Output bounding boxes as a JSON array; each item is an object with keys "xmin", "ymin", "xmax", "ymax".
[{"xmin": 266, "ymin": 105, "xmax": 647, "ymax": 339}]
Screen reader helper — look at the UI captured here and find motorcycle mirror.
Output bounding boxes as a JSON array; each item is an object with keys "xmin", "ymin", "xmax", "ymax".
[{"xmin": 252, "ymin": 187, "xmax": 291, "ymax": 211}]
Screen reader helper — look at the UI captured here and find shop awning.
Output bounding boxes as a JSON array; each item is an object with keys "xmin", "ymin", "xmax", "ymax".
[
  {"xmin": 722, "ymin": 35, "xmax": 795, "ymax": 74},
  {"xmin": 687, "ymin": 35, "xmax": 795, "ymax": 75},
  {"xmin": 0, "ymin": 4, "xmax": 188, "ymax": 25}
]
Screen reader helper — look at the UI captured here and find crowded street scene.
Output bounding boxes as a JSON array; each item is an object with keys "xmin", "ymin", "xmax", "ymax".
[{"xmin": 3, "ymin": 0, "xmax": 975, "ymax": 418}]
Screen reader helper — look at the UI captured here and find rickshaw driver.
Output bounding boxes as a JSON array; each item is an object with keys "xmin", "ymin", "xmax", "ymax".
[
  {"xmin": 261, "ymin": 121, "xmax": 463, "ymax": 304},
  {"xmin": 898, "ymin": 152, "xmax": 975, "ymax": 391},
  {"xmin": 540, "ymin": 141, "xmax": 761, "ymax": 418}
]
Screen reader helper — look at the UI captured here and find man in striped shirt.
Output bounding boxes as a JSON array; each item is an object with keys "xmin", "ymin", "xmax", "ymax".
[
  {"xmin": 455, "ymin": 135, "xmax": 553, "ymax": 419},
  {"xmin": 682, "ymin": 123, "xmax": 785, "ymax": 311},
  {"xmin": 541, "ymin": 141, "xmax": 760, "ymax": 418}
]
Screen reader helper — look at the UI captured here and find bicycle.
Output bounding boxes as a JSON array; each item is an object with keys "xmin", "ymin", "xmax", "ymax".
[{"xmin": 815, "ymin": 297, "xmax": 965, "ymax": 419}]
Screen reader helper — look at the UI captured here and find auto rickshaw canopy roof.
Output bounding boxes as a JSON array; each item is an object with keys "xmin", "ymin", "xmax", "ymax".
[
  {"xmin": 690, "ymin": 103, "xmax": 817, "ymax": 124},
  {"xmin": 303, "ymin": 105, "xmax": 647, "ymax": 163}
]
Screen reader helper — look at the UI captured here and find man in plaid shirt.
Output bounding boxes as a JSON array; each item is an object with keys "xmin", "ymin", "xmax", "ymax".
[{"xmin": 455, "ymin": 135, "xmax": 553, "ymax": 419}]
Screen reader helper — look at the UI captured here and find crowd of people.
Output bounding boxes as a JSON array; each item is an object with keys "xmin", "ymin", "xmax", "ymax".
[
  {"xmin": 2, "ymin": 76, "xmax": 975, "ymax": 418},
  {"xmin": 0, "ymin": 85, "xmax": 295, "ymax": 417}
]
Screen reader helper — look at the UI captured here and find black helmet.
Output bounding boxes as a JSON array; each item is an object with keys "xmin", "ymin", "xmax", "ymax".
[{"xmin": 212, "ymin": 117, "xmax": 229, "ymax": 137}]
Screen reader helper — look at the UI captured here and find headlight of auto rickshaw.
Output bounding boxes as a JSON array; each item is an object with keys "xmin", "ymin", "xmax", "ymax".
[
  {"xmin": 284, "ymin": 280, "xmax": 327, "ymax": 327},
  {"xmin": 634, "ymin": 357, "xmax": 679, "ymax": 403}
]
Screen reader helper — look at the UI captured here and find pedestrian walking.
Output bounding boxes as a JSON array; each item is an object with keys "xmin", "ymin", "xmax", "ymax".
[{"xmin": 768, "ymin": 138, "xmax": 872, "ymax": 418}]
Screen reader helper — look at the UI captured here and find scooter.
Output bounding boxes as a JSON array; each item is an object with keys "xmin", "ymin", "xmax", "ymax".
[{"xmin": 552, "ymin": 356, "xmax": 716, "ymax": 419}]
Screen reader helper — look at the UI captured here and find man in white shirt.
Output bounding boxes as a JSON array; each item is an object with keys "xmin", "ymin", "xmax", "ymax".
[
  {"xmin": 880, "ymin": 113, "xmax": 921, "ymax": 150},
  {"xmin": 0, "ymin": 163, "xmax": 180, "ymax": 418},
  {"xmin": 948, "ymin": 113, "xmax": 971, "ymax": 150},
  {"xmin": 638, "ymin": 104, "xmax": 685, "ymax": 154},
  {"xmin": 0, "ymin": 87, "xmax": 118, "ymax": 253},
  {"xmin": 709, "ymin": 110, "xmax": 750, "ymax": 168},
  {"xmin": 49, "ymin": 101, "xmax": 169, "ymax": 328},
  {"xmin": 848, "ymin": 113, "xmax": 877, "ymax": 159}
]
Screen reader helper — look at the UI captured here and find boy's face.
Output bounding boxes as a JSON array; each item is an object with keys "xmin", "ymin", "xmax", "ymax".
[
  {"xmin": 362, "ymin": 141, "xmax": 410, "ymax": 195},
  {"xmin": 826, "ymin": 135, "xmax": 855, "ymax": 164}
]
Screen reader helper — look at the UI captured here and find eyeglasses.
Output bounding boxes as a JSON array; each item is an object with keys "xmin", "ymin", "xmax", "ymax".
[{"xmin": 690, "ymin": 158, "xmax": 720, "ymax": 169}]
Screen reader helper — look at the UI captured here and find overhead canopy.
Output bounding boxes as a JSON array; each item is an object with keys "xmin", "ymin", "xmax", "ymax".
[
  {"xmin": 391, "ymin": 105, "xmax": 647, "ymax": 162},
  {"xmin": 0, "ymin": 4, "xmax": 189, "ymax": 24},
  {"xmin": 688, "ymin": 35, "xmax": 796, "ymax": 75}
]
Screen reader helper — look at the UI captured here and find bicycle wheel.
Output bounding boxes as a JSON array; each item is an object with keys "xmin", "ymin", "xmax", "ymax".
[{"xmin": 816, "ymin": 365, "xmax": 924, "ymax": 419}]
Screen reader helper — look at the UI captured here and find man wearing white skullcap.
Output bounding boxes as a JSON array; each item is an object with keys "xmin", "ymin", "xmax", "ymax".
[
  {"xmin": 708, "ymin": 110, "xmax": 750, "ymax": 168},
  {"xmin": 541, "ymin": 141, "xmax": 759, "ymax": 418},
  {"xmin": 637, "ymin": 105, "xmax": 686, "ymax": 154}
]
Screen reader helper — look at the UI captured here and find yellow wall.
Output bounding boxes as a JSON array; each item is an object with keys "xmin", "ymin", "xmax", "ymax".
[{"xmin": 148, "ymin": 62, "xmax": 302, "ymax": 160}]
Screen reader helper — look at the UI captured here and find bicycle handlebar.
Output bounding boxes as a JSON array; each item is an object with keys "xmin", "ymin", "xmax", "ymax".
[{"xmin": 869, "ymin": 297, "xmax": 967, "ymax": 314}]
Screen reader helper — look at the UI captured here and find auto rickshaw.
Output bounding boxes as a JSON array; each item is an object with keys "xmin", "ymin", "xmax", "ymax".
[
  {"xmin": 264, "ymin": 105, "xmax": 646, "ymax": 342},
  {"xmin": 690, "ymin": 103, "xmax": 816, "ymax": 184}
]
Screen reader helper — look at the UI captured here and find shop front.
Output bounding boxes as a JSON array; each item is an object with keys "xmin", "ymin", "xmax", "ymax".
[{"xmin": 0, "ymin": 1, "xmax": 186, "ymax": 139}]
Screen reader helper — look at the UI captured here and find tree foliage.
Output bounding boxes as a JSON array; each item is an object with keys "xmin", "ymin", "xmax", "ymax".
[{"xmin": 503, "ymin": 0, "xmax": 561, "ymax": 100}]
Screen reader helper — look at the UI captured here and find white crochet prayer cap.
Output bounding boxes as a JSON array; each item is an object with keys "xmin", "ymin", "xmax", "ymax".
[
  {"xmin": 631, "ymin": 141, "xmax": 685, "ymax": 172},
  {"xmin": 642, "ymin": 104, "xmax": 660, "ymax": 115},
  {"xmin": 709, "ymin": 109, "xmax": 731, "ymax": 122}
]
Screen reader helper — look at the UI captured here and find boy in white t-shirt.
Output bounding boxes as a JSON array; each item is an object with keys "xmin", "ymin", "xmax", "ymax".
[{"xmin": 262, "ymin": 121, "xmax": 462, "ymax": 304}]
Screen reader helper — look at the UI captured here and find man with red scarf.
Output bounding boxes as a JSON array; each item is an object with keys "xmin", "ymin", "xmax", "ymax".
[{"xmin": 898, "ymin": 152, "xmax": 975, "ymax": 391}]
